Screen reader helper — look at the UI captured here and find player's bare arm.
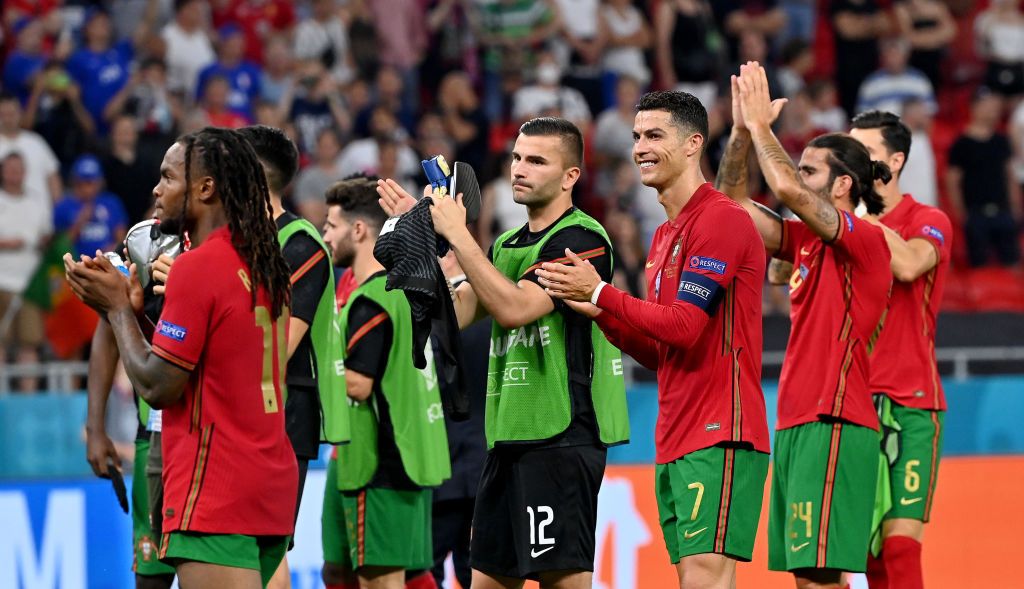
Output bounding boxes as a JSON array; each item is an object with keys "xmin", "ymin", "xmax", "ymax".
[
  {"xmin": 719, "ymin": 73, "xmax": 787, "ymax": 251},
  {"xmin": 344, "ymin": 369, "xmax": 373, "ymax": 402},
  {"xmin": 737, "ymin": 62, "xmax": 842, "ymax": 242},
  {"xmin": 428, "ymin": 192, "xmax": 555, "ymax": 329},
  {"xmin": 874, "ymin": 223, "xmax": 939, "ymax": 282},
  {"xmin": 65, "ymin": 253, "xmax": 189, "ymax": 409},
  {"xmin": 767, "ymin": 258, "xmax": 794, "ymax": 285},
  {"xmin": 85, "ymin": 319, "xmax": 121, "ymax": 477}
]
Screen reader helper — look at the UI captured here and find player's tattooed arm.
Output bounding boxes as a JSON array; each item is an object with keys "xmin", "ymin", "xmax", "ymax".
[
  {"xmin": 106, "ymin": 306, "xmax": 189, "ymax": 409},
  {"xmin": 768, "ymin": 257, "xmax": 794, "ymax": 285},
  {"xmin": 748, "ymin": 126, "xmax": 841, "ymax": 242},
  {"xmin": 717, "ymin": 129, "xmax": 785, "ymax": 252}
]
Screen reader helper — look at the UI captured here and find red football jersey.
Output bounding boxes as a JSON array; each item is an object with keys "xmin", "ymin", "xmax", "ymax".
[
  {"xmin": 595, "ymin": 184, "xmax": 770, "ymax": 462},
  {"xmin": 776, "ymin": 212, "xmax": 892, "ymax": 431},
  {"xmin": 869, "ymin": 195, "xmax": 952, "ymax": 410},
  {"xmin": 152, "ymin": 227, "xmax": 297, "ymax": 536}
]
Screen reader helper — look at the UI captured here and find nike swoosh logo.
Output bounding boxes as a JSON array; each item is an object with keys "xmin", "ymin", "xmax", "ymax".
[
  {"xmin": 645, "ymin": 260, "xmax": 655, "ymax": 268},
  {"xmin": 800, "ymin": 247, "xmax": 811, "ymax": 256},
  {"xmin": 531, "ymin": 546, "xmax": 555, "ymax": 558},
  {"xmin": 900, "ymin": 497, "xmax": 923, "ymax": 505},
  {"xmin": 790, "ymin": 541, "xmax": 810, "ymax": 552},
  {"xmin": 683, "ymin": 527, "xmax": 707, "ymax": 540}
]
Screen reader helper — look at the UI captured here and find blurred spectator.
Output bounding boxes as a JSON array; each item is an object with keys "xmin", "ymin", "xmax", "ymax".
[
  {"xmin": 102, "ymin": 57, "xmax": 180, "ymax": 142},
  {"xmin": 1013, "ymin": 96, "xmax": 1024, "ymax": 192},
  {"xmin": 807, "ymin": 79, "xmax": 847, "ymax": 133},
  {"xmin": 777, "ymin": 38, "xmax": 814, "ymax": 99},
  {"xmin": 260, "ymin": 35, "xmax": 295, "ymax": 105},
  {"xmin": 974, "ymin": 0, "xmax": 1024, "ymax": 99},
  {"xmin": 23, "ymin": 60, "xmax": 97, "ymax": 170},
  {"xmin": 779, "ymin": 0, "xmax": 815, "ymax": 45},
  {"xmin": 830, "ymin": 0, "xmax": 891, "ymax": 117},
  {"xmin": 198, "ymin": 74, "xmax": 249, "ymax": 128},
  {"xmin": 356, "ymin": 66, "xmax": 415, "ymax": 135},
  {"xmin": 436, "ymin": 71, "xmax": 489, "ymax": 173},
  {"xmin": 600, "ymin": 0, "xmax": 653, "ymax": 87},
  {"xmin": 655, "ymin": 0, "xmax": 723, "ymax": 110},
  {"xmin": 293, "ymin": 127, "xmax": 343, "ymax": 226},
  {"xmin": 281, "ymin": 61, "xmax": 350, "ymax": 155},
  {"xmin": 377, "ymin": 137, "xmax": 422, "ymax": 196},
  {"xmin": 196, "ymin": 24, "xmax": 262, "ymax": 120},
  {"xmin": 594, "ymin": 74, "xmax": 642, "ymax": 165},
  {"xmin": 293, "ymin": 0, "xmax": 356, "ymax": 85},
  {"xmin": 724, "ymin": 31, "xmax": 783, "ymax": 100},
  {"xmin": 855, "ymin": 37, "xmax": 936, "ymax": 116},
  {"xmin": 0, "ymin": 152, "xmax": 52, "ymax": 393},
  {"xmin": 3, "ymin": 17, "xmax": 47, "ymax": 104},
  {"xmin": 604, "ymin": 204, "xmax": 647, "ymax": 298},
  {"xmin": 471, "ymin": 0, "xmax": 559, "ymax": 122},
  {"xmin": 210, "ymin": 0, "xmax": 296, "ymax": 65},
  {"xmin": 65, "ymin": 9, "xmax": 146, "ymax": 134},
  {"xmin": 343, "ymin": 0, "xmax": 382, "ymax": 81},
  {"xmin": 511, "ymin": 51, "xmax": 592, "ymax": 132},
  {"xmin": 551, "ymin": 0, "xmax": 607, "ymax": 117},
  {"xmin": 893, "ymin": 0, "xmax": 957, "ymax": 92},
  {"xmin": 101, "ymin": 114, "xmax": 159, "ymax": 224},
  {"xmin": 337, "ymin": 107, "xmax": 419, "ymax": 180},
  {"xmin": 712, "ymin": 0, "xmax": 787, "ymax": 62},
  {"xmin": 899, "ymin": 98, "xmax": 939, "ymax": 207},
  {"xmin": 422, "ymin": 0, "xmax": 479, "ymax": 97},
  {"xmin": 53, "ymin": 155, "xmax": 128, "ymax": 258},
  {"xmin": 0, "ymin": 93, "xmax": 62, "ymax": 205},
  {"xmin": 778, "ymin": 88, "xmax": 826, "ymax": 159},
  {"xmin": 478, "ymin": 151, "xmax": 527, "ymax": 246},
  {"xmin": 369, "ymin": 0, "xmax": 428, "ymax": 113},
  {"xmin": 160, "ymin": 0, "xmax": 216, "ymax": 97},
  {"xmin": 947, "ymin": 90, "xmax": 1022, "ymax": 267}
]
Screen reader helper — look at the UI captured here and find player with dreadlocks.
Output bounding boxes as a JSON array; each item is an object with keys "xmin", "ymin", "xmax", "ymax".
[{"xmin": 65, "ymin": 126, "xmax": 297, "ymax": 589}]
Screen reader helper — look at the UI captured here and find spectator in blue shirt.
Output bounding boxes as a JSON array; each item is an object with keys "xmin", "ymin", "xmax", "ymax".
[
  {"xmin": 65, "ymin": 10, "xmax": 134, "ymax": 134},
  {"xmin": 53, "ymin": 154, "xmax": 127, "ymax": 257},
  {"xmin": 195, "ymin": 24, "xmax": 263, "ymax": 120},
  {"xmin": 855, "ymin": 37, "xmax": 937, "ymax": 116},
  {"xmin": 2, "ymin": 17, "xmax": 47, "ymax": 105}
]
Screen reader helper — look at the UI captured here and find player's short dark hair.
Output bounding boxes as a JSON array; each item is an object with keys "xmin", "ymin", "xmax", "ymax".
[
  {"xmin": 850, "ymin": 110, "xmax": 912, "ymax": 176},
  {"xmin": 518, "ymin": 117, "xmax": 584, "ymax": 169},
  {"xmin": 325, "ymin": 174, "xmax": 388, "ymax": 234},
  {"xmin": 236, "ymin": 125, "xmax": 299, "ymax": 194},
  {"xmin": 807, "ymin": 132, "xmax": 890, "ymax": 215},
  {"xmin": 0, "ymin": 92, "xmax": 19, "ymax": 106},
  {"xmin": 636, "ymin": 91, "xmax": 709, "ymax": 148}
]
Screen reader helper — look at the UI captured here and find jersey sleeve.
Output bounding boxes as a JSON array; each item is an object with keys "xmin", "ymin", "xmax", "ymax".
[
  {"xmin": 151, "ymin": 253, "xmax": 213, "ymax": 371},
  {"xmin": 776, "ymin": 218, "xmax": 813, "ymax": 263},
  {"xmin": 344, "ymin": 297, "xmax": 392, "ymax": 381},
  {"xmin": 520, "ymin": 226, "xmax": 612, "ymax": 311},
  {"xmin": 907, "ymin": 208, "xmax": 953, "ymax": 263},
  {"xmin": 282, "ymin": 232, "xmax": 330, "ymax": 325},
  {"xmin": 831, "ymin": 210, "xmax": 891, "ymax": 270}
]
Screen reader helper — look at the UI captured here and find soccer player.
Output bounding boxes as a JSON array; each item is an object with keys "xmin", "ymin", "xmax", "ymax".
[
  {"xmin": 378, "ymin": 117, "xmax": 630, "ymax": 589},
  {"xmin": 849, "ymin": 111, "xmax": 952, "ymax": 589},
  {"xmin": 65, "ymin": 127, "xmax": 297, "ymax": 589},
  {"xmin": 85, "ymin": 220, "xmax": 180, "ymax": 589},
  {"xmin": 236, "ymin": 125, "xmax": 347, "ymax": 589},
  {"xmin": 722, "ymin": 62, "xmax": 893, "ymax": 589},
  {"xmin": 534, "ymin": 91, "xmax": 771, "ymax": 589},
  {"xmin": 321, "ymin": 176, "xmax": 450, "ymax": 589}
]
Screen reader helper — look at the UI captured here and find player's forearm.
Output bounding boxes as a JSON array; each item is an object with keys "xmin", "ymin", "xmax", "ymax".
[
  {"xmin": 749, "ymin": 123, "xmax": 840, "ymax": 241},
  {"xmin": 106, "ymin": 306, "xmax": 184, "ymax": 408},
  {"xmin": 596, "ymin": 285, "xmax": 709, "ymax": 350},
  {"xmin": 286, "ymin": 317, "xmax": 310, "ymax": 360},
  {"xmin": 767, "ymin": 258, "xmax": 793, "ymax": 285},
  {"xmin": 716, "ymin": 128, "xmax": 750, "ymax": 203},
  {"xmin": 85, "ymin": 320, "xmax": 119, "ymax": 433},
  {"xmin": 881, "ymin": 228, "xmax": 936, "ymax": 282},
  {"xmin": 449, "ymin": 230, "xmax": 538, "ymax": 329},
  {"xmin": 594, "ymin": 311, "xmax": 660, "ymax": 371}
]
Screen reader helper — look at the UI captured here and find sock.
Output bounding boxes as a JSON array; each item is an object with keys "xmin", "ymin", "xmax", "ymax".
[
  {"xmin": 883, "ymin": 535, "xmax": 924, "ymax": 589},
  {"xmin": 405, "ymin": 572, "xmax": 438, "ymax": 589},
  {"xmin": 866, "ymin": 549, "xmax": 889, "ymax": 589}
]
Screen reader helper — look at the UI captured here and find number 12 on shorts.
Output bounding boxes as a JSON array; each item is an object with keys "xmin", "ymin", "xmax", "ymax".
[{"xmin": 527, "ymin": 506, "xmax": 555, "ymax": 556}]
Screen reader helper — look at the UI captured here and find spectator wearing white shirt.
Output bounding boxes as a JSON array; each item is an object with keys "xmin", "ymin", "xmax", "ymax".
[
  {"xmin": 899, "ymin": 98, "xmax": 939, "ymax": 207},
  {"xmin": 293, "ymin": 127, "xmax": 343, "ymax": 226},
  {"xmin": 600, "ymin": 0, "xmax": 652, "ymax": 87},
  {"xmin": 593, "ymin": 75, "xmax": 642, "ymax": 165},
  {"xmin": 975, "ymin": 0, "xmax": 1024, "ymax": 98},
  {"xmin": 0, "ymin": 152, "xmax": 52, "ymax": 393},
  {"xmin": 160, "ymin": 0, "xmax": 215, "ymax": 97},
  {"xmin": 855, "ymin": 37, "xmax": 936, "ymax": 117},
  {"xmin": 0, "ymin": 93, "xmax": 61, "ymax": 208},
  {"xmin": 511, "ymin": 52, "xmax": 592, "ymax": 132},
  {"xmin": 294, "ymin": 0, "xmax": 355, "ymax": 85}
]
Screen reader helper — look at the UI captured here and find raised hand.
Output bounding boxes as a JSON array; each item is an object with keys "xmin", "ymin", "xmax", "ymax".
[{"xmin": 376, "ymin": 178, "xmax": 419, "ymax": 216}]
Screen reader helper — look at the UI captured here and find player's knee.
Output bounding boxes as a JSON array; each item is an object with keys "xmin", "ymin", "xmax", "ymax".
[
  {"xmin": 536, "ymin": 569, "xmax": 592, "ymax": 589},
  {"xmin": 882, "ymin": 517, "xmax": 925, "ymax": 541},
  {"xmin": 322, "ymin": 562, "xmax": 357, "ymax": 586},
  {"xmin": 135, "ymin": 573, "xmax": 174, "ymax": 589},
  {"xmin": 676, "ymin": 553, "xmax": 734, "ymax": 589},
  {"xmin": 792, "ymin": 567, "xmax": 843, "ymax": 589}
]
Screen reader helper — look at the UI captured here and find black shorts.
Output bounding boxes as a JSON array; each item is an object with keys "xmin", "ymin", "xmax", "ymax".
[{"xmin": 470, "ymin": 444, "xmax": 607, "ymax": 580}]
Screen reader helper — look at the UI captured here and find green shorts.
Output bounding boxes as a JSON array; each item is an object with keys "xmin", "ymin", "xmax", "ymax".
[
  {"xmin": 768, "ymin": 421, "xmax": 877, "ymax": 573},
  {"xmin": 131, "ymin": 439, "xmax": 174, "ymax": 577},
  {"xmin": 339, "ymin": 485, "xmax": 433, "ymax": 570},
  {"xmin": 322, "ymin": 457, "xmax": 352, "ymax": 568},
  {"xmin": 655, "ymin": 445, "xmax": 769, "ymax": 563},
  {"xmin": 159, "ymin": 531, "xmax": 288, "ymax": 587},
  {"xmin": 878, "ymin": 397, "xmax": 945, "ymax": 522}
]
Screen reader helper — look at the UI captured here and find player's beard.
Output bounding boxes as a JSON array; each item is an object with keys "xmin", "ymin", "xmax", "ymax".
[{"xmin": 158, "ymin": 216, "xmax": 182, "ymax": 236}]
